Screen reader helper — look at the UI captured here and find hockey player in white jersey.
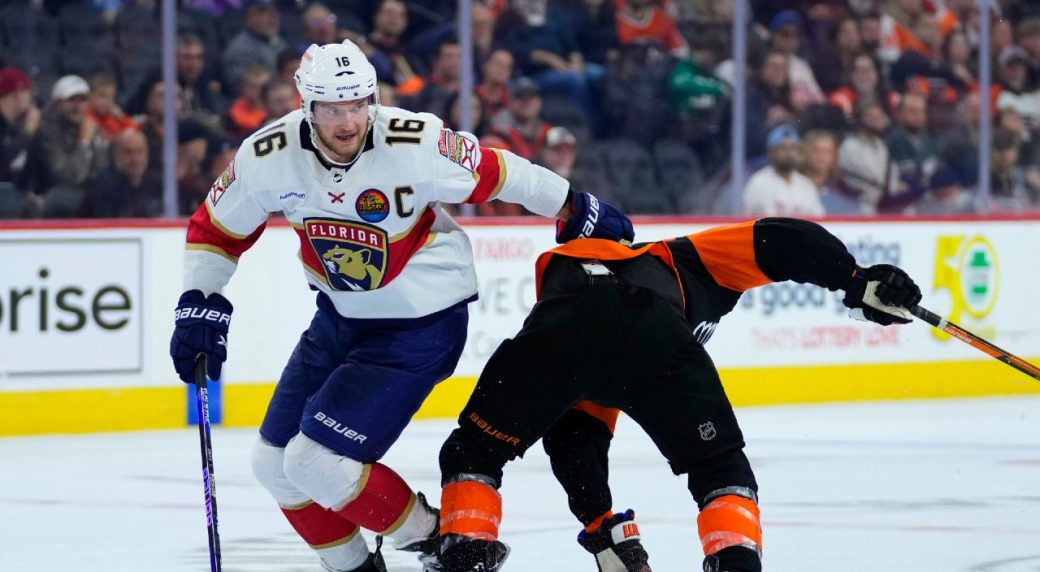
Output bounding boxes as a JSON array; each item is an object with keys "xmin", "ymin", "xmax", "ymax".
[{"xmin": 168, "ymin": 40, "xmax": 634, "ymax": 572}]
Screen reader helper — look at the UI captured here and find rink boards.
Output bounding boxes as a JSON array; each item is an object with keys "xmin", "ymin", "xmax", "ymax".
[{"xmin": 1, "ymin": 216, "xmax": 1038, "ymax": 436}]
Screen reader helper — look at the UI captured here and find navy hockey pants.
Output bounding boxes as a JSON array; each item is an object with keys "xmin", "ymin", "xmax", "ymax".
[{"xmin": 259, "ymin": 293, "xmax": 468, "ymax": 461}]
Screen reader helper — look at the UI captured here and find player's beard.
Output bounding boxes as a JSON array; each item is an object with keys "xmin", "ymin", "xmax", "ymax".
[{"xmin": 313, "ymin": 121, "xmax": 368, "ymax": 165}]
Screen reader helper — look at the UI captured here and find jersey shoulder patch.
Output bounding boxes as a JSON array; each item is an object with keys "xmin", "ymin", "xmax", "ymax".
[{"xmin": 436, "ymin": 128, "xmax": 480, "ymax": 172}]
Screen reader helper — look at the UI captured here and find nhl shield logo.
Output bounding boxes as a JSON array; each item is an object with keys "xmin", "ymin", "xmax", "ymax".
[
  {"xmin": 305, "ymin": 218, "xmax": 389, "ymax": 291},
  {"xmin": 698, "ymin": 422, "xmax": 717, "ymax": 441}
]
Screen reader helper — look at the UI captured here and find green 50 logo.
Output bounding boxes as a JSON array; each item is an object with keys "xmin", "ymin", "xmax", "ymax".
[{"xmin": 932, "ymin": 235, "xmax": 999, "ymax": 341}]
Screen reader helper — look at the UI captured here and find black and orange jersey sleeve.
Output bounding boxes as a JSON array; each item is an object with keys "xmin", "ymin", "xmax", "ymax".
[{"xmin": 677, "ymin": 218, "xmax": 855, "ymax": 294}]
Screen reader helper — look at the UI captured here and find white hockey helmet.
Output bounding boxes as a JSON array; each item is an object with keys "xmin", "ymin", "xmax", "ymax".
[{"xmin": 294, "ymin": 40, "xmax": 380, "ymax": 124}]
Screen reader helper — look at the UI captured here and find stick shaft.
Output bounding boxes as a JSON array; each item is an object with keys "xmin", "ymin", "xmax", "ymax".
[
  {"xmin": 194, "ymin": 355, "xmax": 223, "ymax": 572},
  {"xmin": 910, "ymin": 305, "xmax": 1040, "ymax": 381}
]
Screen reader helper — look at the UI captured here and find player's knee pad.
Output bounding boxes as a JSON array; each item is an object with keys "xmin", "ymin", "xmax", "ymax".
[
  {"xmin": 283, "ymin": 432, "xmax": 365, "ymax": 509},
  {"xmin": 251, "ymin": 436, "xmax": 310, "ymax": 506},
  {"xmin": 439, "ymin": 428, "xmax": 509, "ymax": 489},
  {"xmin": 697, "ymin": 486, "xmax": 762, "ymax": 570},
  {"xmin": 440, "ymin": 474, "xmax": 502, "ymax": 542}
]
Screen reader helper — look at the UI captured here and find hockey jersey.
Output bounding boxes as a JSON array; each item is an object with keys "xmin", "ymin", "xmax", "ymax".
[
  {"xmin": 185, "ymin": 106, "xmax": 569, "ymax": 319},
  {"xmin": 534, "ymin": 218, "xmax": 858, "ymax": 345}
]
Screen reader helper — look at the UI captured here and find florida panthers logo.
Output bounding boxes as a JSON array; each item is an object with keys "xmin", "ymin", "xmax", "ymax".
[
  {"xmin": 305, "ymin": 218, "xmax": 389, "ymax": 291},
  {"xmin": 322, "ymin": 246, "xmax": 385, "ymax": 288}
]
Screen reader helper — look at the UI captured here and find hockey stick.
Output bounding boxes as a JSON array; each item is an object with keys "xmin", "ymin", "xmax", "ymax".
[
  {"xmin": 193, "ymin": 354, "xmax": 223, "ymax": 572},
  {"xmin": 910, "ymin": 305, "xmax": 1040, "ymax": 381}
]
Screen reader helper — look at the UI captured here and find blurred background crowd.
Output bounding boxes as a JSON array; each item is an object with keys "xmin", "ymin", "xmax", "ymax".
[{"xmin": 2, "ymin": 0, "xmax": 1040, "ymax": 219}]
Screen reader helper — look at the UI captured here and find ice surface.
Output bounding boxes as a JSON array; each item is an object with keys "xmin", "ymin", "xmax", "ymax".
[{"xmin": 2, "ymin": 396, "xmax": 1038, "ymax": 571}]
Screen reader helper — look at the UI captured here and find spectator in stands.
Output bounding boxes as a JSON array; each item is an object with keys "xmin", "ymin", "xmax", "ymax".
[
  {"xmin": 490, "ymin": 77, "xmax": 551, "ymax": 160},
  {"xmin": 369, "ymin": 0, "xmax": 422, "ymax": 93},
  {"xmin": 812, "ymin": 17, "xmax": 863, "ymax": 93},
  {"xmin": 801, "ymin": 130, "xmax": 840, "ymax": 196},
  {"xmin": 890, "ymin": 12, "xmax": 970, "ymax": 100},
  {"xmin": 503, "ymin": 0, "xmax": 605, "ymax": 134},
  {"xmin": 301, "ymin": 2, "xmax": 339, "ymax": 47},
  {"xmin": 277, "ymin": 48, "xmax": 303, "ymax": 81},
  {"xmin": 879, "ymin": 0, "xmax": 927, "ymax": 63},
  {"xmin": 746, "ymin": 50, "xmax": 795, "ymax": 158},
  {"xmin": 302, "ymin": 3, "xmax": 393, "ymax": 84},
  {"xmin": 860, "ymin": 12, "xmax": 883, "ymax": 55},
  {"xmin": 995, "ymin": 46, "xmax": 1040, "ymax": 124},
  {"xmin": 989, "ymin": 127, "xmax": 1035, "ymax": 210},
  {"xmin": 26, "ymin": 75, "xmax": 107, "ymax": 197},
  {"xmin": 936, "ymin": 0, "xmax": 974, "ymax": 39},
  {"xmin": 883, "ymin": 92, "xmax": 938, "ymax": 212},
  {"xmin": 996, "ymin": 106, "xmax": 1040, "ymax": 190},
  {"xmin": 86, "ymin": 73, "xmax": 137, "ymax": 142},
  {"xmin": 1018, "ymin": 18, "xmax": 1040, "ymax": 88},
  {"xmin": 833, "ymin": 102, "xmax": 890, "ymax": 215},
  {"xmin": 615, "ymin": 0, "xmax": 689, "ymax": 58},
  {"xmin": 404, "ymin": 39, "xmax": 462, "ymax": 115},
  {"xmin": 742, "ymin": 124, "xmax": 825, "ymax": 216},
  {"xmin": 226, "ymin": 64, "xmax": 270, "ymax": 141},
  {"xmin": 176, "ymin": 119, "xmax": 213, "ymax": 215},
  {"xmin": 443, "ymin": 92, "xmax": 487, "ymax": 137},
  {"xmin": 829, "ymin": 53, "xmax": 893, "ymax": 117},
  {"xmin": 768, "ymin": 10, "xmax": 825, "ymax": 112},
  {"xmin": 537, "ymin": 125, "xmax": 577, "ymax": 180},
  {"xmin": 943, "ymin": 30, "xmax": 975, "ymax": 79},
  {"xmin": 476, "ymin": 49, "xmax": 514, "ymax": 120},
  {"xmin": 261, "ymin": 78, "xmax": 299, "ymax": 125},
  {"xmin": 916, "ymin": 165, "xmax": 974, "ymax": 214},
  {"xmin": 938, "ymin": 91, "xmax": 982, "ymax": 188},
  {"xmin": 222, "ymin": 0, "xmax": 287, "ymax": 93},
  {"xmin": 85, "ymin": 129, "xmax": 161, "ymax": 217},
  {"xmin": 993, "ymin": 19, "xmax": 1016, "ymax": 63},
  {"xmin": 574, "ymin": 0, "xmax": 619, "ymax": 66},
  {"xmin": 0, "ymin": 66, "xmax": 40, "ymax": 188},
  {"xmin": 135, "ymin": 80, "xmax": 185, "ymax": 179},
  {"xmin": 176, "ymin": 34, "xmax": 226, "ymax": 123}
]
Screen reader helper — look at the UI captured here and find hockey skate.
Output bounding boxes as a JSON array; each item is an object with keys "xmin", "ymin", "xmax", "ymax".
[
  {"xmin": 439, "ymin": 534, "xmax": 510, "ymax": 572},
  {"xmin": 577, "ymin": 510, "xmax": 651, "ymax": 572},
  {"xmin": 396, "ymin": 492, "xmax": 443, "ymax": 572},
  {"xmin": 701, "ymin": 546, "xmax": 762, "ymax": 572}
]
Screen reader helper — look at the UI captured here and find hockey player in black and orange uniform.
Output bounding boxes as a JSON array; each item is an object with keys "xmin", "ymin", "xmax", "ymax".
[{"xmin": 433, "ymin": 217, "xmax": 922, "ymax": 572}]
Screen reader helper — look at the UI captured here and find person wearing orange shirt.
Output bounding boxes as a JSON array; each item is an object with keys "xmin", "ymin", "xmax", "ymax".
[
  {"xmin": 86, "ymin": 73, "xmax": 137, "ymax": 142},
  {"xmin": 614, "ymin": 0, "xmax": 688, "ymax": 57}
]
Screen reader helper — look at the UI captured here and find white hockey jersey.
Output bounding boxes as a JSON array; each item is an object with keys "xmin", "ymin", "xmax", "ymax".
[{"xmin": 184, "ymin": 106, "xmax": 569, "ymax": 319}]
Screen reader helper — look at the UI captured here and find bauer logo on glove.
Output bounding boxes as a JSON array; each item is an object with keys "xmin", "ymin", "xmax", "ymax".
[{"xmin": 556, "ymin": 191, "xmax": 635, "ymax": 245}]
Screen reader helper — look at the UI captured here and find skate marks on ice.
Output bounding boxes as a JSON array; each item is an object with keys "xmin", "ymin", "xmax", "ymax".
[
  {"xmin": 180, "ymin": 534, "xmax": 427, "ymax": 572},
  {"xmin": 967, "ymin": 555, "xmax": 1040, "ymax": 572}
]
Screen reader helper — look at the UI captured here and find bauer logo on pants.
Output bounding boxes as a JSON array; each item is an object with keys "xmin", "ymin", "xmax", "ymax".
[{"xmin": 304, "ymin": 218, "xmax": 389, "ymax": 291}]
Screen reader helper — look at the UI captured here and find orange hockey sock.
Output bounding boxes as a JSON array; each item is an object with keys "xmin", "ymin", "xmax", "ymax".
[
  {"xmin": 440, "ymin": 480, "xmax": 502, "ymax": 541},
  {"xmin": 697, "ymin": 494, "xmax": 762, "ymax": 557}
]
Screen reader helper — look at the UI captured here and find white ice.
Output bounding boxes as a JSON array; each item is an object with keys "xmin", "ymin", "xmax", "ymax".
[{"xmin": 2, "ymin": 396, "xmax": 1039, "ymax": 572}]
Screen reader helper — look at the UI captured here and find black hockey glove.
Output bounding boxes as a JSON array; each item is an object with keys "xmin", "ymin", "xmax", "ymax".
[
  {"xmin": 842, "ymin": 264, "xmax": 921, "ymax": 326},
  {"xmin": 170, "ymin": 290, "xmax": 232, "ymax": 383},
  {"xmin": 556, "ymin": 191, "xmax": 635, "ymax": 244}
]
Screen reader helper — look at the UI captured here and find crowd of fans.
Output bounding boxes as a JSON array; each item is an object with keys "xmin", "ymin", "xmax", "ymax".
[{"xmin": 2, "ymin": 0, "xmax": 1040, "ymax": 219}]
